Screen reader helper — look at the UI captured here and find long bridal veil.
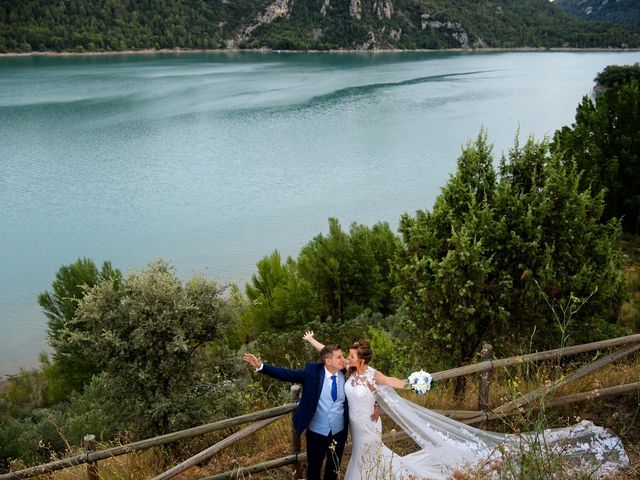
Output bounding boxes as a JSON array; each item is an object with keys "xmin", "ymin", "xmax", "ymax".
[{"xmin": 375, "ymin": 385, "xmax": 629, "ymax": 479}]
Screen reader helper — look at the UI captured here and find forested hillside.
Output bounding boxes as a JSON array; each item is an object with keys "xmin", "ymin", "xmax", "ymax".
[
  {"xmin": 1, "ymin": 0, "xmax": 639, "ymax": 52},
  {"xmin": 556, "ymin": 0, "xmax": 640, "ymax": 31}
]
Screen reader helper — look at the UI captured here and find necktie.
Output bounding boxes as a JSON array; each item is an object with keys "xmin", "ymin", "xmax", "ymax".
[{"xmin": 331, "ymin": 374, "xmax": 337, "ymax": 402}]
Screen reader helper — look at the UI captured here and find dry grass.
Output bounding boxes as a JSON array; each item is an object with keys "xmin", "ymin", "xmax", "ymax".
[
  {"xmin": 620, "ymin": 236, "xmax": 640, "ymax": 331},
  {"xmin": 34, "ymin": 351, "xmax": 639, "ymax": 480}
]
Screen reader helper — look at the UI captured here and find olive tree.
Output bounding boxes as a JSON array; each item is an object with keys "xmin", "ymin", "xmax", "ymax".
[{"xmin": 68, "ymin": 260, "xmax": 238, "ymax": 436}]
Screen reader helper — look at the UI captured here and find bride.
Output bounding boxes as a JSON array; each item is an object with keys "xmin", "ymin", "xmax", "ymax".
[{"xmin": 303, "ymin": 332, "xmax": 629, "ymax": 480}]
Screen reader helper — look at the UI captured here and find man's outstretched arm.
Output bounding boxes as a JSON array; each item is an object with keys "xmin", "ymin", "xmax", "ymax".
[{"xmin": 243, "ymin": 352, "xmax": 306, "ymax": 383}]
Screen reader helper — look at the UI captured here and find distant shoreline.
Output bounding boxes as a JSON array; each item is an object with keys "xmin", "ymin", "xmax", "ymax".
[{"xmin": 2, "ymin": 46, "xmax": 640, "ymax": 57}]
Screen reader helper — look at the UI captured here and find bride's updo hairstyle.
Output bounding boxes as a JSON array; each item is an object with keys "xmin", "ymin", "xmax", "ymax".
[{"xmin": 350, "ymin": 340, "xmax": 372, "ymax": 364}]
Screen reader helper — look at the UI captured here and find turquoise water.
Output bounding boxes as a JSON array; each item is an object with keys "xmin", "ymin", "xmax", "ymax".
[{"xmin": 1, "ymin": 51, "xmax": 639, "ymax": 377}]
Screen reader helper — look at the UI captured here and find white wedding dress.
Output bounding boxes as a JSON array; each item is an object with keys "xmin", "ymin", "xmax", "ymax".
[{"xmin": 343, "ymin": 366, "xmax": 629, "ymax": 480}]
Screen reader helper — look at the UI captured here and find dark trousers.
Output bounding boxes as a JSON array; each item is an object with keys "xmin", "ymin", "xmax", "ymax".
[{"xmin": 306, "ymin": 428, "xmax": 347, "ymax": 480}]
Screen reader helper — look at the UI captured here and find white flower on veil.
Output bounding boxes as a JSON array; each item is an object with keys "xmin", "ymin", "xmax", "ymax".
[{"xmin": 407, "ymin": 370, "xmax": 433, "ymax": 395}]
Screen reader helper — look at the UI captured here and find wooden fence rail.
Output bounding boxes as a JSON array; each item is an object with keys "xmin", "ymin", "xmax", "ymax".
[
  {"xmin": 0, "ymin": 404, "xmax": 296, "ymax": 480},
  {"xmin": 203, "ymin": 382, "xmax": 640, "ymax": 480},
  {"xmin": 431, "ymin": 333, "xmax": 640, "ymax": 382},
  {"xmin": 152, "ymin": 415, "xmax": 285, "ymax": 480},
  {"xmin": 1, "ymin": 333, "xmax": 639, "ymax": 480}
]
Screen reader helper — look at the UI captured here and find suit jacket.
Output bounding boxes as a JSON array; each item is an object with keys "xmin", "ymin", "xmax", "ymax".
[{"xmin": 260, "ymin": 362, "xmax": 349, "ymax": 435}]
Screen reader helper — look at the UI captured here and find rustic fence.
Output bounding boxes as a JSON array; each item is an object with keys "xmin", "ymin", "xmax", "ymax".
[{"xmin": 2, "ymin": 333, "xmax": 639, "ymax": 480}]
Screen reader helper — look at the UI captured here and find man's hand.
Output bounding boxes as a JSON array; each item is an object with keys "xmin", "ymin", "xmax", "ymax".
[
  {"xmin": 243, "ymin": 353, "xmax": 262, "ymax": 369},
  {"xmin": 303, "ymin": 330, "xmax": 315, "ymax": 342},
  {"xmin": 370, "ymin": 403, "xmax": 381, "ymax": 422}
]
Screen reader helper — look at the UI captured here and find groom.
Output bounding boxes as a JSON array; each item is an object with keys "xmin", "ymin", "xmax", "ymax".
[{"xmin": 243, "ymin": 344, "xmax": 348, "ymax": 480}]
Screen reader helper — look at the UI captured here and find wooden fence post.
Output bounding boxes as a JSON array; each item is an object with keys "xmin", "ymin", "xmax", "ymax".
[
  {"xmin": 477, "ymin": 344, "xmax": 493, "ymax": 412},
  {"xmin": 83, "ymin": 434, "xmax": 98, "ymax": 480},
  {"xmin": 290, "ymin": 385, "xmax": 302, "ymax": 479}
]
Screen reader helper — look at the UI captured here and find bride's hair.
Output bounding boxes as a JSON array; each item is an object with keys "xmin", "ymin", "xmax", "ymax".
[{"xmin": 350, "ymin": 339, "xmax": 372, "ymax": 364}]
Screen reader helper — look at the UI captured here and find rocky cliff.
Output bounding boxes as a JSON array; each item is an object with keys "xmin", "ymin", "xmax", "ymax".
[{"xmin": 229, "ymin": 0, "xmax": 638, "ymax": 50}]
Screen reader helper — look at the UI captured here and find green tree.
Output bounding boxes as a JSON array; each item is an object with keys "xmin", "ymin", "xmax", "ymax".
[
  {"xmin": 298, "ymin": 218, "xmax": 400, "ymax": 321},
  {"xmin": 245, "ymin": 250, "xmax": 321, "ymax": 334},
  {"xmin": 67, "ymin": 260, "xmax": 237, "ymax": 436},
  {"xmin": 553, "ymin": 72, "xmax": 640, "ymax": 233},
  {"xmin": 394, "ymin": 132, "xmax": 510, "ymax": 396},
  {"xmin": 243, "ymin": 218, "xmax": 399, "ymax": 335},
  {"xmin": 394, "ymin": 132, "xmax": 625, "ymax": 393},
  {"xmin": 495, "ymin": 139, "xmax": 625, "ymax": 347},
  {"xmin": 594, "ymin": 63, "xmax": 640, "ymax": 89},
  {"xmin": 37, "ymin": 258, "xmax": 121, "ymax": 396}
]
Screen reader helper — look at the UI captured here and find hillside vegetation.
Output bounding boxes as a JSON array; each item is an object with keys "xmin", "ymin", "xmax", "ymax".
[
  {"xmin": 556, "ymin": 0, "xmax": 640, "ymax": 31},
  {"xmin": 1, "ymin": 0, "xmax": 639, "ymax": 52}
]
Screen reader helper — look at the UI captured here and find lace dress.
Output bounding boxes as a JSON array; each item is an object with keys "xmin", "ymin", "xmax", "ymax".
[
  {"xmin": 344, "ymin": 366, "xmax": 445, "ymax": 479},
  {"xmin": 344, "ymin": 366, "xmax": 629, "ymax": 480}
]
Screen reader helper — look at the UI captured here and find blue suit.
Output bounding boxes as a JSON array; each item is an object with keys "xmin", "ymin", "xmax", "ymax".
[{"xmin": 259, "ymin": 362, "xmax": 349, "ymax": 480}]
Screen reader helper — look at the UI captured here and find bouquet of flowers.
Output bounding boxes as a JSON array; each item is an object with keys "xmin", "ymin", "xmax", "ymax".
[{"xmin": 406, "ymin": 370, "xmax": 434, "ymax": 395}]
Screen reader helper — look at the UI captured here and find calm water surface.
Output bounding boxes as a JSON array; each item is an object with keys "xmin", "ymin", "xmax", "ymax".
[{"xmin": 1, "ymin": 51, "xmax": 639, "ymax": 377}]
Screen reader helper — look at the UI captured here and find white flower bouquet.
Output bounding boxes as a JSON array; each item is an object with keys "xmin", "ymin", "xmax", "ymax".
[{"xmin": 406, "ymin": 370, "xmax": 434, "ymax": 395}]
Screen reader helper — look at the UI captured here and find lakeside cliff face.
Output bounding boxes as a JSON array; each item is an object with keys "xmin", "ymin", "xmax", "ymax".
[
  {"xmin": 555, "ymin": 0, "xmax": 640, "ymax": 31},
  {"xmin": 1, "ymin": 0, "xmax": 639, "ymax": 53}
]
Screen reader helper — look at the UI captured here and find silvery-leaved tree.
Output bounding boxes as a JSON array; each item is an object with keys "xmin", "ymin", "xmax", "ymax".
[{"xmin": 68, "ymin": 260, "xmax": 238, "ymax": 437}]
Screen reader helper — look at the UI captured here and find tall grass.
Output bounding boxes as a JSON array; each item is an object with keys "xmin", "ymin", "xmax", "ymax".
[{"xmin": 38, "ymin": 353, "xmax": 639, "ymax": 480}]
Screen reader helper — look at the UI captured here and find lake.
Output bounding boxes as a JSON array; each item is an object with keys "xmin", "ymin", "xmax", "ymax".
[{"xmin": 1, "ymin": 50, "xmax": 639, "ymax": 378}]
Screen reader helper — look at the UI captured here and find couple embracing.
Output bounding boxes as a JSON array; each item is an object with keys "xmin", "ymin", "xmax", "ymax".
[
  {"xmin": 244, "ymin": 332, "xmax": 630, "ymax": 480},
  {"xmin": 243, "ymin": 332, "xmax": 405, "ymax": 480}
]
